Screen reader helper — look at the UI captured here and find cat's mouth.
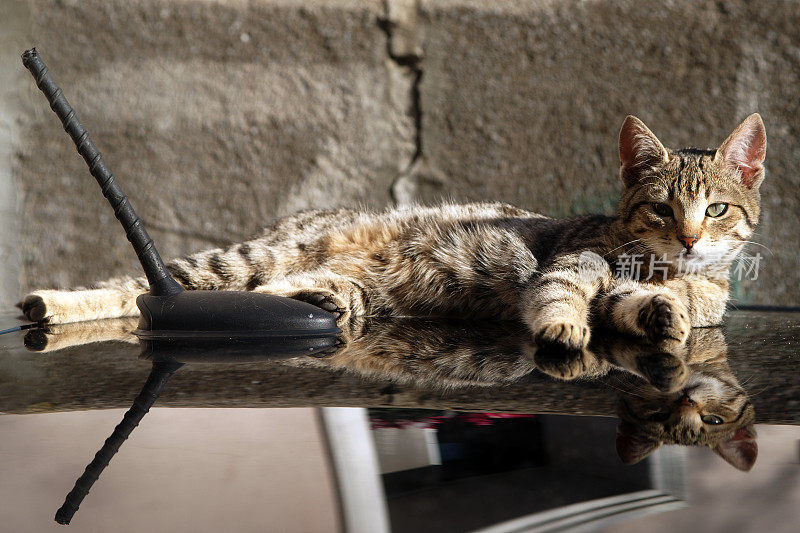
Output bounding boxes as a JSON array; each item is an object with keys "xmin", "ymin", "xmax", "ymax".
[{"xmin": 660, "ymin": 246, "xmax": 731, "ymax": 270}]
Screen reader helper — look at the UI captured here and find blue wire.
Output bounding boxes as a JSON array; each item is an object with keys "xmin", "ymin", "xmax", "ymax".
[{"xmin": 0, "ymin": 323, "xmax": 37, "ymax": 336}]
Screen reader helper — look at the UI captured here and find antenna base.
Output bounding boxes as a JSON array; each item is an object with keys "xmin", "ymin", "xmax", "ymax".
[{"xmin": 134, "ymin": 291, "xmax": 340, "ymax": 339}]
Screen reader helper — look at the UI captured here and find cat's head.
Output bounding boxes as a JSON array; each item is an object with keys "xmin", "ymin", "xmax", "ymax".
[
  {"xmin": 616, "ymin": 369, "xmax": 757, "ymax": 471},
  {"xmin": 616, "ymin": 114, "xmax": 766, "ymax": 269}
]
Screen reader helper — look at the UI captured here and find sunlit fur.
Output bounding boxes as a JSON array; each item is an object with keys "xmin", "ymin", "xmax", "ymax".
[{"xmin": 20, "ymin": 115, "xmax": 766, "ymax": 357}]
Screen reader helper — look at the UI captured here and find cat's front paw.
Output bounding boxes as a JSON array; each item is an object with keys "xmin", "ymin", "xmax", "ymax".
[
  {"xmin": 640, "ymin": 295, "xmax": 689, "ymax": 347},
  {"xmin": 532, "ymin": 320, "xmax": 590, "ymax": 351},
  {"xmin": 294, "ymin": 290, "xmax": 349, "ymax": 321},
  {"xmin": 636, "ymin": 352, "xmax": 689, "ymax": 392},
  {"xmin": 253, "ymin": 281, "xmax": 352, "ymax": 323},
  {"xmin": 530, "ymin": 319, "xmax": 593, "ymax": 380}
]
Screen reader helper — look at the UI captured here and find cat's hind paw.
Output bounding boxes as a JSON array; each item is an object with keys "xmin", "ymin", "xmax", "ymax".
[
  {"xmin": 641, "ymin": 295, "xmax": 690, "ymax": 347},
  {"xmin": 19, "ymin": 293, "xmax": 49, "ymax": 322}
]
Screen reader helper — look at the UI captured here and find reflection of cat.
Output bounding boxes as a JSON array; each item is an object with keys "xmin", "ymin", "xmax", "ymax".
[
  {"xmin": 610, "ymin": 328, "xmax": 756, "ymax": 471},
  {"xmin": 328, "ymin": 320, "xmax": 756, "ymax": 471},
  {"xmin": 21, "ymin": 115, "xmax": 766, "ymax": 360},
  {"xmin": 24, "ymin": 317, "xmax": 755, "ymax": 470}
]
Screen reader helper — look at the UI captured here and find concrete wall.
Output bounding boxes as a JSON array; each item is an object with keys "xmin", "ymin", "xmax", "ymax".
[{"xmin": 2, "ymin": 0, "xmax": 799, "ymax": 305}]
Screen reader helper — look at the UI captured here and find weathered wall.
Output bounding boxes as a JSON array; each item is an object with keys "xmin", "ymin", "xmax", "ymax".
[
  {"xmin": 2, "ymin": 0, "xmax": 799, "ymax": 305},
  {"xmin": 4, "ymin": 0, "xmax": 416, "ymax": 298}
]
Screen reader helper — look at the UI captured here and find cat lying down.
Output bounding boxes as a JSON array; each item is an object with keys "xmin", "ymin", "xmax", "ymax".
[{"xmin": 20, "ymin": 114, "xmax": 767, "ymax": 361}]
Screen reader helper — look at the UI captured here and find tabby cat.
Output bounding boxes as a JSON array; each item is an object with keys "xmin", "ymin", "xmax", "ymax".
[{"xmin": 20, "ymin": 114, "xmax": 766, "ymax": 356}]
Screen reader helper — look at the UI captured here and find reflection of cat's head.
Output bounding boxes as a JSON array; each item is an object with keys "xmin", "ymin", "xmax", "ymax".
[{"xmin": 616, "ymin": 367, "xmax": 756, "ymax": 471}]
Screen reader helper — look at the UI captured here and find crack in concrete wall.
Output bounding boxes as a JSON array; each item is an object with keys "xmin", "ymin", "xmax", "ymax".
[{"xmin": 380, "ymin": 0, "xmax": 425, "ymax": 206}]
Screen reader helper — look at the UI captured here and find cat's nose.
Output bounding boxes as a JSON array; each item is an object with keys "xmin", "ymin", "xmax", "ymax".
[
  {"xmin": 679, "ymin": 395, "xmax": 695, "ymax": 407},
  {"xmin": 678, "ymin": 235, "xmax": 698, "ymax": 251}
]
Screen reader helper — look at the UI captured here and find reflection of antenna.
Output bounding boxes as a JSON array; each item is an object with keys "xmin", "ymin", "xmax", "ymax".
[
  {"xmin": 52, "ymin": 335, "xmax": 338, "ymax": 525},
  {"xmin": 54, "ymin": 361, "xmax": 182, "ymax": 525},
  {"xmin": 21, "ymin": 48, "xmax": 339, "ymax": 339}
]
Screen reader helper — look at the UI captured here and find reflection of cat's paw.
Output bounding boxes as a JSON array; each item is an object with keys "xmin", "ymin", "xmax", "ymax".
[
  {"xmin": 308, "ymin": 337, "xmax": 346, "ymax": 358},
  {"xmin": 534, "ymin": 342, "xmax": 594, "ymax": 380},
  {"xmin": 23, "ymin": 328, "xmax": 51, "ymax": 351},
  {"xmin": 532, "ymin": 320, "xmax": 590, "ymax": 350},
  {"xmin": 22, "ymin": 318, "xmax": 140, "ymax": 353},
  {"xmin": 636, "ymin": 352, "xmax": 689, "ymax": 392},
  {"xmin": 641, "ymin": 295, "xmax": 689, "ymax": 347},
  {"xmin": 336, "ymin": 316, "xmax": 367, "ymax": 344}
]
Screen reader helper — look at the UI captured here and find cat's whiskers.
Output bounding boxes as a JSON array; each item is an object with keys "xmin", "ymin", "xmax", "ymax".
[
  {"xmin": 607, "ymin": 376, "xmax": 655, "ymax": 400},
  {"xmin": 727, "ymin": 240, "xmax": 774, "ymax": 255},
  {"xmin": 741, "ymin": 383, "xmax": 769, "ymax": 399},
  {"xmin": 736, "ymin": 374, "xmax": 757, "ymax": 387},
  {"xmin": 604, "ymin": 239, "xmax": 644, "ymax": 258}
]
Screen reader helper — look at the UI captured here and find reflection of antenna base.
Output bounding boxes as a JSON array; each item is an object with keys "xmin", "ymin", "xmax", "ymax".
[{"xmin": 139, "ymin": 335, "xmax": 340, "ymax": 363}]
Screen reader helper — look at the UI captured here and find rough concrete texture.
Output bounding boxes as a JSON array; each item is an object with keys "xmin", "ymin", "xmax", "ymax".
[
  {"xmin": 0, "ymin": 1, "xmax": 28, "ymax": 306},
  {"xmin": 405, "ymin": 0, "xmax": 800, "ymax": 305},
  {"xmin": 3, "ymin": 0, "xmax": 800, "ymax": 305},
  {"xmin": 9, "ymin": 0, "xmax": 415, "ymax": 291}
]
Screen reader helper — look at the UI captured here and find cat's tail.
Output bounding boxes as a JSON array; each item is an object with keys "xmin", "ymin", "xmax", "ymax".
[{"xmin": 19, "ymin": 237, "xmax": 285, "ymax": 324}]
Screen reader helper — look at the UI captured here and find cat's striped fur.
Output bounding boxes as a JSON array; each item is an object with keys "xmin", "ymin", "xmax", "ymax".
[{"xmin": 20, "ymin": 114, "xmax": 766, "ymax": 355}]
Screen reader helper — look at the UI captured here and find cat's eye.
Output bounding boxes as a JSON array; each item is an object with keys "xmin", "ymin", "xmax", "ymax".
[
  {"xmin": 701, "ymin": 414, "xmax": 725, "ymax": 425},
  {"xmin": 651, "ymin": 203, "xmax": 674, "ymax": 217},
  {"xmin": 705, "ymin": 203, "xmax": 728, "ymax": 218}
]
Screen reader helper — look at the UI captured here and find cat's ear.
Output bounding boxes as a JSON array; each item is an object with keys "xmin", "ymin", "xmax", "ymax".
[
  {"xmin": 619, "ymin": 115, "xmax": 669, "ymax": 187},
  {"xmin": 616, "ymin": 423, "xmax": 660, "ymax": 465},
  {"xmin": 715, "ymin": 113, "xmax": 767, "ymax": 189},
  {"xmin": 712, "ymin": 425, "xmax": 758, "ymax": 471}
]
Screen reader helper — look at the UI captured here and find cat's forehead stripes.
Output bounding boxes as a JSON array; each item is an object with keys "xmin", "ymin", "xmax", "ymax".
[{"xmin": 668, "ymin": 150, "xmax": 717, "ymax": 200}]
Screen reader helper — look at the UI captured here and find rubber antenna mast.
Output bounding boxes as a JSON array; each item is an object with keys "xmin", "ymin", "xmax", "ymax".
[{"xmin": 21, "ymin": 48, "xmax": 183, "ymax": 297}]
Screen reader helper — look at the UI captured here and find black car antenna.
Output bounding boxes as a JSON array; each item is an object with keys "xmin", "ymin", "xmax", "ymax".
[{"xmin": 21, "ymin": 48, "xmax": 339, "ymax": 339}]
